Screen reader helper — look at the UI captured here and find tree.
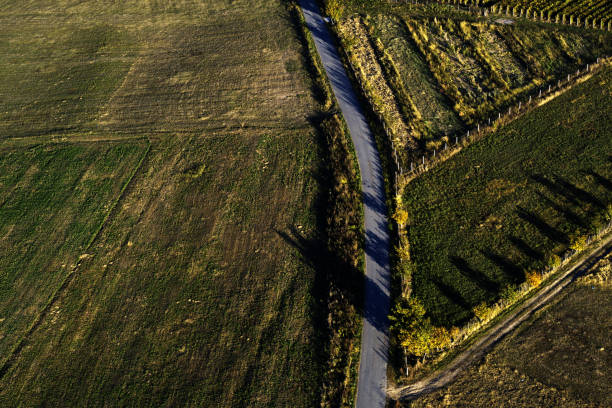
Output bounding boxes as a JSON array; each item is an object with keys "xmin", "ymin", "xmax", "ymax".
[
  {"xmin": 525, "ymin": 270, "xmax": 542, "ymax": 287},
  {"xmin": 390, "ymin": 297, "xmax": 433, "ymax": 360},
  {"xmin": 393, "ymin": 209, "xmax": 409, "ymax": 229},
  {"xmin": 472, "ymin": 301, "xmax": 491, "ymax": 322},
  {"xmin": 431, "ymin": 326, "xmax": 451, "ymax": 350},
  {"xmin": 570, "ymin": 236, "xmax": 587, "ymax": 253}
]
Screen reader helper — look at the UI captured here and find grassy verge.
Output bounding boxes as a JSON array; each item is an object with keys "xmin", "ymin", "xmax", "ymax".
[{"xmin": 291, "ymin": 4, "xmax": 365, "ymax": 406}]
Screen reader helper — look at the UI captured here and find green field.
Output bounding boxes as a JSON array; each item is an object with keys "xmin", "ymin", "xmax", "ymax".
[
  {"xmin": 0, "ymin": 141, "xmax": 148, "ymax": 364},
  {"xmin": 0, "ymin": 0, "xmax": 360, "ymax": 406},
  {"xmin": 409, "ymin": 252, "xmax": 612, "ymax": 407},
  {"xmin": 403, "ymin": 66, "xmax": 612, "ymax": 327}
]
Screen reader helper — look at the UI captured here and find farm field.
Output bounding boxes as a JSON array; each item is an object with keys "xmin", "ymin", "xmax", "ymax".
[
  {"xmin": 0, "ymin": 141, "xmax": 148, "ymax": 367},
  {"xmin": 407, "ymin": 251, "xmax": 612, "ymax": 407},
  {"xmin": 401, "ymin": 65, "xmax": 612, "ymax": 328},
  {"xmin": 493, "ymin": 0, "xmax": 612, "ymax": 22},
  {"xmin": 331, "ymin": 2, "xmax": 611, "ymax": 161},
  {"xmin": 0, "ymin": 0, "xmax": 362, "ymax": 407}
]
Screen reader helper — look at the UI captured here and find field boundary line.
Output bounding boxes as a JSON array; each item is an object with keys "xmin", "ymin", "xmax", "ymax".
[
  {"xmin": 389, "ymin": 230, "xmax": 612, "ymax": 401},
  {"xmin": 400, "ymin": 57, "xmax": 611, "ymax": 183},
  {"xmin": 0, "ymin": 140, "xmax": 151, "ymax": 380},
  {"xmin": 0, "ymin": 134, "xmax": 148, "ymax": 148}
]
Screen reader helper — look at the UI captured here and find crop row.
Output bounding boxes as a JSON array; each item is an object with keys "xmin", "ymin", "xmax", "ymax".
[{"xmin": 337, "ymin": 16, "xmax": 420, "ymax": 152}]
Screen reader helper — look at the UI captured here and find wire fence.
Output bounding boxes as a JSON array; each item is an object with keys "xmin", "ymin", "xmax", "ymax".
[
  {"xmin": 394, "ymin": 56, "xmax": 611, "ymax": 187},
  {"xmin": 402, "ymin": 0, "xmax": 612, "ymax": 32}
]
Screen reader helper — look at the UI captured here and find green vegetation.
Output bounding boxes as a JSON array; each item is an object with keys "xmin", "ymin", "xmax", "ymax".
[
  {"xmin": 407, "ymin": 252, "xmax": 612, "ymax": 407},
  {"xmin": 402, "ymin": 66, "xmax": 612, "ymax": 330},
  {"xmin": 0, "ymin": 0, "xmax": 363, "ymax": 406},
  {"xmin": 334, "ymin": 5, "xmax": 611, "ymax": 159},
  {"xmin": 0, "ymin": 141, "xmax": 148, "ymax": 366}
]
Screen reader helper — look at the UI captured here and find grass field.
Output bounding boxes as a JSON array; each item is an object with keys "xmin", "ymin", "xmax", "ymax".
[
  {"xmin": 407, "ymin": 251, "xmax": 612, "ymax": 407},
  {"xmin": 403, "ymin": 66, "xmax": 612, "ymax": 327},
  {"xmin": 0, "ymin": 141, "xmax": 148, "ymax": 366},
  {"xmin": 0, "ymin": 0, "xmax": 360, "ymax": 406}
]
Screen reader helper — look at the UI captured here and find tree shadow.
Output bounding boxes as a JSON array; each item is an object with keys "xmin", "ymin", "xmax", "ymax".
[
  {"xmin": 508, "ymin": 235, "xmax": 544, "ymax": 261},
  {"xmin": 555, "ymin": 176, "xmax": 604, "ymax": 209},
  {"xmin": 530, "ymin": 174, "xmax": 582, "ymax": 208},
  {"xmin": 449, "ymin": 256, "xmax": 500, "ymax": 294},
  {"xmin": 535, "ymin": 191, "xmax": 586, "ymax": 228},
  {"xmin": 584, "ymin": 170, "xmax": 612, "ymax": 192},
  {"xmin": 516, "ymin": 206, "xmax": 570, "ymax": 245},
  {"xmin": 480, "ymin": 249, "xmax": 524, "ymax": 284},
  {"xmin": 431, "ymin": 276, "xmax": 474, "ymax": 318},
  {"xmin": 530, "ymin": 173, "xmax": 604, "ymax": 209}
]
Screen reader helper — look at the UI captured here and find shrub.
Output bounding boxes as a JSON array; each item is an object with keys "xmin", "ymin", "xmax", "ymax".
[
  {"xmin": 525, "ymin": 270, "xmax": 542, "ymax": 287},
  {"xmin": 570, "ymin": 236, "xmax": 587, "ymax": 253}
]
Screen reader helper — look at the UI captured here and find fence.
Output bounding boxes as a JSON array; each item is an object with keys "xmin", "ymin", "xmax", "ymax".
[
  {"xmin": 395, "ymin": 56, "xmax": 611, "ymax": 188},
  {"xmin": 406, "ymin": 0, "xmax": 612, "ymax": 32}
]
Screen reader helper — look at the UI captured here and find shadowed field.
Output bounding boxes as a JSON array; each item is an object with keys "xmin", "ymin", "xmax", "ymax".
[{"xmin": 404, "ymin": 66, "xmax": 612, "ymax": 327}]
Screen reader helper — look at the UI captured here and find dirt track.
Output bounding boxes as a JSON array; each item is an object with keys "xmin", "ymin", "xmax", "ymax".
[{"xmin": 391, "ymin": 233, "xmax": 612, "ymax": 401}]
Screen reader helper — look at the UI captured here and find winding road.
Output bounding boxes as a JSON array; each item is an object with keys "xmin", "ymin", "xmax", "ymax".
[{"xmin": 297, "ymin": 1, "xmax": 391, "ymax": 407}]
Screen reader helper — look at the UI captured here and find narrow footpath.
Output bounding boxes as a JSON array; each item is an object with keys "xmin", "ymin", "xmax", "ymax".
[{"xmin": 297, "ymin": 1, "xmax": 391, "ymax": 407}]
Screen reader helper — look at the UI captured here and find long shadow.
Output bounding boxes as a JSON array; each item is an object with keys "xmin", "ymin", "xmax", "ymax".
[
  {"xmin": 555, "ymin": 176, "xmax": 605, "ymax": 209},
  {"xmin": 585, "ymin": 170, "xmax": 612, "ymax": 192},
  {"xmin": 431, "ymin": 277, "xmax": 474, "ymax": 324},
  {"xmin": 508, "ymin": 235, "xmax": 544, "ymax": 261},
  {"xmin": 480, "ymin": 250, "xmax": 524, "ymax": 284},
  {"xmin": 449, "ymin": 256, "xmax": 500, "ymax": 294},
  {"xmin": 535, "ymin": 191, "xmax": 586, "ymax": 228},
  {"xmin": 278, "ymin": 226, "xmax": 390, "ymax": 337},
  {"xmin": 516, "ymin": 206, "xmax": 570, "ymax": 245},
  {"xmin": 530, "ymin": 174, "xmax": 582, "ymax": 208},
  {"xmin": 531, "ymin": 173, "xmax": 605, "ymax": 210}
]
